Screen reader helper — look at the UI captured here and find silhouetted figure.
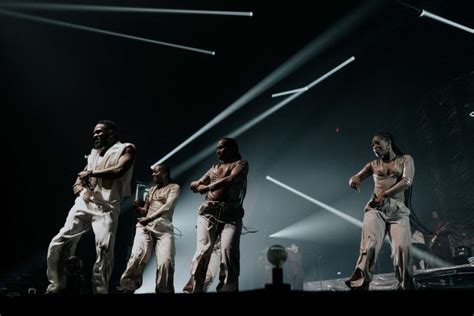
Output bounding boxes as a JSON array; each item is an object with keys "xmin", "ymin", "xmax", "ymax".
[
  {"xmin": 411, "ymin": 229, "xmax": 428, "ymax": 271},
  {"xmin": 286, "ymin": 244, "xmax": 304, "ymax": 290},
  {"xmin": 428, "ymin": 210, "xmax": 452, "ymax": 267}
]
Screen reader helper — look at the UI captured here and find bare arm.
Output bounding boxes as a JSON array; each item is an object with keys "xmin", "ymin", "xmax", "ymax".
[
  {"xmin": 384, "ymin": 155, "xmax": 415, "ymax": 197},
  {"xmin": 190, "ymin": 169, "xmax": 211, "ymax": 193},
  {"xmin": 140, "ymin": 185, "xmax": 180, "ymax": 225},
  {"xmin": 78, "ymin": 145, "xmax": 135, "ymax": 180},
  {"xmin": 134, "ymin": 196, "xmax": 150, "ymax": 218},
  {"xmin": 349, "ymin": 162, "xmax": 373, "ymax": 191},
  {"xmin": 72, "ymin": 164, "xmax": 88, "ymax": 195},
  {"xmin": 370, "ymin": 155, "xmax": 415, "ymax": 206},
  {"xmin": 207, "ymin": 160, "xmax": 248, "ymax": 192}
]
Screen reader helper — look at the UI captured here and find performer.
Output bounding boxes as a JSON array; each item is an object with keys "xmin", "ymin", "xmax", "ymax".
[
  {"xmin": 345, "ymin": 132, "xmax": 414, "ymax": 290},
  {"xmin": 428, "ymin": 210, "xmax": 452, "ymax": 267},
  {"xmin": 46, "ymin": 120, "xmax": 135, "ymax": 294},
  {"xmin": 119, "ymin": 165, "xmax": 180, "ymax": 293},
  {"xmin": 184, "ymin": 138, "xmax": 248, "ymax": 292}
]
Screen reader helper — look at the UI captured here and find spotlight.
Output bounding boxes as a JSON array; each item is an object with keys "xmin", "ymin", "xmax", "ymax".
[
  {"xmin": 265, "ymin": 245, "xmax": 291, "ymax": 291},
  {"xmin": 267, "ymin": 244, "xmax": 287, "ymax": 268}
]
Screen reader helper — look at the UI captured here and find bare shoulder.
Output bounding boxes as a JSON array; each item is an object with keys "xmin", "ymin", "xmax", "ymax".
[
  {"xmin": 123, "ymin": 143, "xmax": 136, "ymax": 155},
  {"xmin": 402, "ymin": 154, "xmax": 414, "ymax": 162},
  {"xmin": 124, "ymin": 143, "xmax": 136, "ymax": 151},
  {"xmin": 238, "ymin": 159, "xmax": 249, "ymax": 166},
  {"xmin": 170, "ymin": 183, "xmax": 181, "ymax": 191}
]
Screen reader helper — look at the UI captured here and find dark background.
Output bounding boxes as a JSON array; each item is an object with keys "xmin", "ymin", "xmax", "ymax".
[{"xmin": 1, "ymin": 0, "xmax": 473, "ymax": 292}]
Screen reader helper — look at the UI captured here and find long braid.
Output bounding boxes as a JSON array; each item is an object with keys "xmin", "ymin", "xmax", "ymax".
[{"xmin": 374, "ymin": 132, "xmax": 431, "ymax": 234}]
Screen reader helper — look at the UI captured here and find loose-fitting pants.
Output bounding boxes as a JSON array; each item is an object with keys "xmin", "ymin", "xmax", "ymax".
[
  {"xmin": 185, "ymin": 213, "xmax": 242, "ymax": 293},
  {"xmin": 46, "ymin": 196, "xmax": 119, "ymax": 294},
  {"xmin": 347, "ymin": 198, "xmax": 414, "ymax": 290},
  {"xmin": 119, "ymin": 225, "xmax": 175, "ymax": 293}
]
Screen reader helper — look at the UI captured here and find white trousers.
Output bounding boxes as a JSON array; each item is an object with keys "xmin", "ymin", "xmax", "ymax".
[
  {"xmin": 46, "ymin": 196, "xmax": 119, "ymax": 294},
  {"xmin": 119, "ymin": 225, "xmax": 175, "ymax": 293}
]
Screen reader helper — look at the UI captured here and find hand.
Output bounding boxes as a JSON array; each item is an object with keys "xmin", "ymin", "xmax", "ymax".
[
  {"xmin": 190, "ymin": 181, "xmax": 200, "ymax": 193},
  {"xmin": 139, "ymin": 217, "xmax": 151, "ymax": 226},
  {"xmin": 78, "ymin": 170, "xmax": 92, "ymax": 180},
  {"xmin": 73, "ymin": 184, "xmax": 84, "ymax": 196},
  {"xmin": 133, "ymin": 200, "xmax": 143, "ymax": 209},
  {"xmin": 133, "ymin": 201, "xmax": 147, "ymax": 217},
  {"xmin": 196, "ymin": 184, "xmax": 210, "ymax": 194},
  {"xmin": 369, "ymin": 193, "xmax": 385, "ymax": 208},
  {"xmin": 349, "ymin": 176, "xmax": 360, "ymax": 192}
]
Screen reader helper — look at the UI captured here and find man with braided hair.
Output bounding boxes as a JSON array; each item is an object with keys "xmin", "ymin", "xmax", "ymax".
[{"xmin": 184, "ymin": 137, "xmax": 248, "ymax": 293}]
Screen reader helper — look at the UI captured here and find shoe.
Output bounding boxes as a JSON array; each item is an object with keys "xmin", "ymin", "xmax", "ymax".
[
  {"xmin": 345, "ymin": 279, "xmax": 369, "ymax": 291},
  {"xmin": 115, "ymin": 286, "xmax": 134, "ymax": 294}
]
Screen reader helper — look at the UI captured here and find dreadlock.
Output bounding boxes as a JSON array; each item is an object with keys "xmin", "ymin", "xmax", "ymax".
[{"xmin": 374, "ymin": 132, "xmax": 431, "ymax": 234}]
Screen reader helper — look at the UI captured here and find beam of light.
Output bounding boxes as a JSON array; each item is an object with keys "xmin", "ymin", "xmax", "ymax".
[
  {"xmin": 0, "ymin": 8, "xmax": 216, "ymax": 55},
  {"xmin": 228, "ymin": 56, "xmax": 355, "ymax": 137},
  {"xmin": 266, "ymin": 175, "xmax": 363, "ymax": 228},
  {"xmin": 266, "ymin": 175, "xmax": 452, "ymax": 268},
  {"xmin": 171, "ymin": 57, "xmax": 355, "ymax": 177},
  {"xmin": 420, "ymin": 9, "xmax": 473, "ymax": 34},
  {"xmin": 150, "ymin": 1, "xmax": 384, "ymax": 168},
  {"xmin": 272, "ymin": 87, "xmax": 308, "ymax": 98},
  {"xmin": 0, "ymin": 3, "xmax": 254, "ymax": 17}
]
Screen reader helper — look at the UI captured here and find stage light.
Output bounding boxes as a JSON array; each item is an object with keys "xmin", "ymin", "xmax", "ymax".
[
  {"xmin": 420, "ymin": 9, "xmax": 473, "ymax": 34},
  {"xmin": 152, "ymin": 1, "xmax": 382, "ymax": 167},
  {"xmin": 168, "ymin": 57, "xmax": 355, "ymax": 176},
  {"xmin": 266, "ymin": 175, "xmax": 451, "ymax": 268},
  {"xmin": 0, "ymin": 9, "xmax": 216, "ymax": 55},
  {"xmin": 0, "ymin": 3, "xmax": 253, "ymax": 17},
  {"xmin": 267, "ymin": 244, "xmax": 287, "ymax": 268},
  {"xmin": 272, "ymin": 87, "xmax": 308, "ymax": 98},
  {"xmin": 266, "ymin": 175, "xmax": 363, "ymax": 227}
]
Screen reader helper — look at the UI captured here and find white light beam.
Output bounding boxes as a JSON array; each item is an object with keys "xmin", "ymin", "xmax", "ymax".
[
  {"xmin": 266, "ymin": 175, "xmax": 363, "ymax": 228},
  {"xmin": 229, "ymin": 56, "xmax": 355, "ymax": 138},
  {"xmin": 171, "ymin": 56, "xmax": 355, "ymax": 176},
  {"xmin": 420, "ymin": 9, "xmax": 473, "ymax": 34},
  {"xmin": 168, "ymin": 56, "xmax": 355, "ymax": 176},
  {"xmin": 272, "ymin": 87, "xmax": 308, "ymax": 98},
  {"xmin": 266, "ymin": 175, "xmax": 451, "ymax": 267},
  {"xmin": 0, "ymin": 9, "xmax": 216, "ymax": 55},
  {"xmin": 150, "ymin": 2, "xmax": 382, "ymax": 168},
  {"xmin": 0, "ymin": 3, "xmax": 254, "ymax": 17}
]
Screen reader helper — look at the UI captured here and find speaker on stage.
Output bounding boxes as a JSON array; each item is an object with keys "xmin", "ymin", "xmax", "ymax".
[
  {"xmin": 453, "ymin": 245, "xmax": 472, "ymax": 265},
  {"xmin": 414, "ymin": 264, "xmax": 474, "ymax": 289}
]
